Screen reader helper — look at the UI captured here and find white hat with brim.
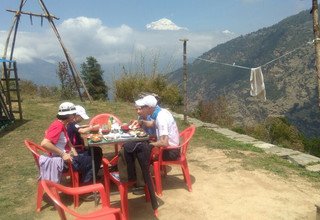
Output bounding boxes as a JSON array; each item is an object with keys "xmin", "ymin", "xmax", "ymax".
[
  {"xmin": 58, "ymin": 102, "xmax": 77, "ymax": 115},
  {"xmin": 135, "ymin": 95, "xmax": 157, "ymax": 107},
  {"xmin": 75, "ymin": 105, "xmax": 89, "ymax": 120}
]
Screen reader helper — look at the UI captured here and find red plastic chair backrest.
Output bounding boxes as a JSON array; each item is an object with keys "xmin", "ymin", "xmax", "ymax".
[
  {"xmin": 24, "ymin": 139, "xmax": 50, "ymax": 170},
  {"xmin": 24, "ymin": 139, "xmax": 77, "ymax": 179},
  {"xmin": 89, "ymin": 113, "xmax": 122, "ymax": 126},
  {"xmin": 41, "ymin": 180, "xmax": 119, "ymax": 220},
  {"xmin": 41, "ymin": 180, "xmax": 68, "ymax": 220},
  {"xmin": 179, "ymin": 125, "xmax": 196, "ymax": 156}
]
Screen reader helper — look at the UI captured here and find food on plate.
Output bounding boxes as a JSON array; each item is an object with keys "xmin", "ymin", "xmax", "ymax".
[
  {"xmin": 136, "ymin": 131, "xmax": 147, "ymax": 137},
  {"xmin": 91, "ymin": 134, "xmax": 102, "ymax": 142},
  {"xmin": 128, "ymin": 130, "xmax": 139, "ymax": 136}
]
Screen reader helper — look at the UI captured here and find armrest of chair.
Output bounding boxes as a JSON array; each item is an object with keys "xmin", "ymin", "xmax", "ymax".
[
  {"xmin": 102, "ymin": 158, "xmax": 111, "ymax": 173},
  {"xmin": 101, "ymin": 156, "xmax": 118, "ymax": 175},
  {"xmin": 157, "ymin": 146, "xmax": 181, "ymax": 162},
  {"xmin": 109, "ymin": 155, "xmax": 119, "ymax": 166},
  {"xmin": 43, "ymin": 180, "xmax": 109, "ymax": 207}
]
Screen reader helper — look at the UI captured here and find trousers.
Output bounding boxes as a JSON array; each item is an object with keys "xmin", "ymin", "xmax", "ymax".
[{"xmin": 119, "ymin": 141, "xmax": 159, "ymax": 210}]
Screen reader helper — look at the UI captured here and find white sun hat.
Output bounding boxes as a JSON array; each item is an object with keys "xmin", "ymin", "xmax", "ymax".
[
  {"xmin": 75, "ymin": 105, "xmax": 89, "ymax": 120},
  {"xmin": 57, "ymin": 102, "xmax": 77, "ymax": 115},
  {"xmin": 135, "ymin": 95, "xmax": 157, "ymax": 107}
]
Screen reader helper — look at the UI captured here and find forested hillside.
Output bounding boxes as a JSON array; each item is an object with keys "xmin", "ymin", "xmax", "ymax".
[{"xmin": 168, "ymin": 8, "xmax": 320, "ymax": 137}]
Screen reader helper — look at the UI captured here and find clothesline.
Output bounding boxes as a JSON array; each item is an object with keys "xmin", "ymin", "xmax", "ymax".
[
  {"xmin": 196, "ymin": 40, "xmax": 314, "ymax": 70},
  {"xmin": 196, "ymin": 57, "xmax": 251, "ymax": 70}
]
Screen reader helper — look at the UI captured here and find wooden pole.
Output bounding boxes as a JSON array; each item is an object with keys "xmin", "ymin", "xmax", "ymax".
[
  {"xmin": 3, "ymin": 0, "xmax": 93, "ymax": 102},
  {"xmin": 312, "ymin": 0, "xmax": 320, "ymax": 107},
  {"xmin": 40, "ymin": 0, "xmax": 93, "ymax": 101},
  {"xmin": 179, "ymin": 39, "xmax": 188, "ymax": 122}
]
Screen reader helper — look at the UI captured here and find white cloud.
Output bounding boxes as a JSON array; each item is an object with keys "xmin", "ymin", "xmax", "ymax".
[
  {"xmin": 222, "ymin": 29, "xmax": 235, "ymax": 35},
  {"xmin": 0, "ymin": 16, "xmax": 236, "ymax": 70},
  {"xmin": 146, "ymin": 18, "xmax": 188, "ymax": 31},
  {"xmin": 62, "ymin": 16, "xmax": 102, "ymax": 30},
  {"xmin": 0, "ymin": 30, "xmax": 58, "ymax": 63}
]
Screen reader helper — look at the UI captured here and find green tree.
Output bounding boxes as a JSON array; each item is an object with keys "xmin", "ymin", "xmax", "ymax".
[
  {"xmin": 56, "ymin": 61, "xmax": 77, "ymax": 99},
  {"xmin": 80, "ymin": 56, "xmax": 108, "ymax": 100}
]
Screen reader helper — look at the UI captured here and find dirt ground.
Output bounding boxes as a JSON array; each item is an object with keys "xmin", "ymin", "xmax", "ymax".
[{"xmin": 38, "ymin": 147, "xmax": 320, "ymax": 220}]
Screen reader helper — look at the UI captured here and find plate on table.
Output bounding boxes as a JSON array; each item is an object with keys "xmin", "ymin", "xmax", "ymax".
[
  {"xmin": 136, "ymin": 131, "xmax": 147, "ymax": 138},
  {"xmin": 120, "ymin": 133, "xmax": 135, "ymax": 138},
  {"xmin": 103, "ymin": 133, "xmax": 121, "ymax": 140},
  {"xmin": 90, "ymin": 134, "xmax": 102, "ymax": 142}
]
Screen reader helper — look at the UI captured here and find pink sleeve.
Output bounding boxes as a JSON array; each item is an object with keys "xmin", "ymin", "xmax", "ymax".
[{"xmin": 45, "ymin": 122, "xmax": 63, "ymax": 144}]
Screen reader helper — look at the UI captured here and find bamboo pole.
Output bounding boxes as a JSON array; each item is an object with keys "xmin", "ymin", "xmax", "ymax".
[
  {"xmin": 3, "ymin": 0, "xmax": 93, "ymax": 101},
  {"xmin": 312, "ymin": 0, "xmax": 320, "ymax": 107},
  {"xmin": 38, "ymin": 0, "xmax": 92, "ymax": 101},
  {"xmin": 6, "ymin": 9, "xmax": 59, "ymax": 20}
]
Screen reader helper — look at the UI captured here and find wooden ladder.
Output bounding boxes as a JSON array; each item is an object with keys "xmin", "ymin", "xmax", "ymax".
[{"xmin": 1, "ymin": 59, "xmax": 23, "ymax": 120}]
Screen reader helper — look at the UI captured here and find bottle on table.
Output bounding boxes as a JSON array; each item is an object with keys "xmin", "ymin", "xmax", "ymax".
[{"xmin": 108, "ymin": 116, "xmax": 114, "ymax": 130}]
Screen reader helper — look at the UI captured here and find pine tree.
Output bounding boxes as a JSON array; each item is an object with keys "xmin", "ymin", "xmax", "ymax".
[
  {"xmin": 80, "ymin": 56, "xmax": 108, "ymax": 100},
  {"xmin": 56, "ymin": 61, "xmax": 77, "ymax": 99}
]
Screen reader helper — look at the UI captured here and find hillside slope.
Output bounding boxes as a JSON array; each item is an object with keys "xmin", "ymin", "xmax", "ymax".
[{"xmin": 168, "ymin": 8, "xmax": 320, "ymax": 137}]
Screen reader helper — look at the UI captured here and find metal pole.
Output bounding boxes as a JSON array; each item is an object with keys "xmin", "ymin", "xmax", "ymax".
[
  {"xmin": 312, "ymin": 0, "xmax": 320, "ymax": 108},
  {"xmin": 179, "ymin": 39, "xmax": 188, "ymax": 122}
]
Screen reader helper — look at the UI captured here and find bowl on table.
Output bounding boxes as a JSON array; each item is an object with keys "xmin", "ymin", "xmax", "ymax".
[
  {"xmin": 121, "ymin": 124, "xmax": 130, "ymax": 132},
  {"xmin": 101, "ymin": 129, "xmax": 110, "ymax": 135}
]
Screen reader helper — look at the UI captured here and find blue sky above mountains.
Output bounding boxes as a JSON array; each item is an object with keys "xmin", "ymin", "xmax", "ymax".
[{"xmin": 0, "ymin": 0, "xmax": 310, "ymax": 72}]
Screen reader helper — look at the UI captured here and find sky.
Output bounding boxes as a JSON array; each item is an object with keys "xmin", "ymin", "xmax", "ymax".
[{"xmin": 0, "ymin": 0, "xmax": 311, "ymax": 73}]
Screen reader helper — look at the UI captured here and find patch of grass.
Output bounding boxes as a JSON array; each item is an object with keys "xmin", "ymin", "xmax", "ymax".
[{"xmin": 193, "ymin": 127, "xmax": 263, "ymax": 153}]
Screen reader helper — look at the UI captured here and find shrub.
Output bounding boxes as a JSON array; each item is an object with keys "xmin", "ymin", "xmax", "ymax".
[
  {"xmin": 303, "ymin": 137, "xmax": 320, "ymax": 157},
  {"xmin": 20, "ymin": 80, "xmax": 38, "ymax": 98},
  {"xmin": 240, "ymin": 116, "xmax": 305, "ymax": 152},
  {"xmin": 114, "ymin": 73, "xmax": 182, "ymax": 109},
  {"xmin": 264, "ymin": 117, "xmax": 304, "ymax": 151},
  {"xmin": 38, "ymin": 85, "xmax": 60, "ymax": 98},
  {"xmin": 192, "ymin": 97, "xmax": 233, "ymax": 127}
]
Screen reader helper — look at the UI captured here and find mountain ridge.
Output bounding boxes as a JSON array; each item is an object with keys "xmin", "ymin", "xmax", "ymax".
[{"xmin": 167, "ymin": 8, "xmax": 320, "ymax": 137}]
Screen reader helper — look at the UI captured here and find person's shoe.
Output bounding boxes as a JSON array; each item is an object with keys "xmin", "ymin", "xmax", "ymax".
[{"xmin": 132, "ymin": 186, "xmax": 145, "ymax": 195}]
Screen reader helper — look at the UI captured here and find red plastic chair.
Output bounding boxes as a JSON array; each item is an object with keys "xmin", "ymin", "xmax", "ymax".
[
  {"xmin": 40, "ymin": 180, "xmax": 123, "ymax": 220},
  {"xmin": 89, "ymin": 113, "xmax": 122, "ymax": 155},
  {"xmin": 102, "ymin": 156, "xmax": 157, "ymax": 220},
  {"xmin": 89, "ymin": 113, "xmax": 122, "ymax": 128},
  {"xmin": 152, "ymin": 125, "xmax": 196, "ymax": 196},
  {"xmin": 24, "ymin": 139, "xmax": 80, "ymax": 211}
]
